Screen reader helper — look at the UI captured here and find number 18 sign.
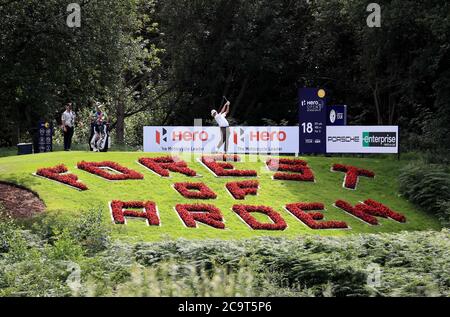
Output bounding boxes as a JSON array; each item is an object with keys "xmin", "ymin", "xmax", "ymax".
[{"xmin": 298, "ymin": 88, "xmax": 327, "ymax": 153}]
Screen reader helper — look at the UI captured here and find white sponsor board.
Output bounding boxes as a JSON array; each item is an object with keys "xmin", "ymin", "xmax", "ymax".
[
  {"xmin": 143, "ymin": 126, "xmax": 299, "ymax": 154},
  {"xmin": 326, "ymin": 126, "xmax": 399, "ymax": 153}
]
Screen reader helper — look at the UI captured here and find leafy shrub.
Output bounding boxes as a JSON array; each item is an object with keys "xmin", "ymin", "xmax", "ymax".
[{"xmin": 399, "ymin": 162, "xmax": 450, "ymax": 227}]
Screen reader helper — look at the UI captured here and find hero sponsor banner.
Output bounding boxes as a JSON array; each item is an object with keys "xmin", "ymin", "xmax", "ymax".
[
  {"xmin": 144, "ymin": 126, "xmax": 299, "ymax": 154},
  {"xmin": 298, "ymin": 88, "xmax": 327, "ymax": 154},
  {"xmin": 231, "ymin": 126, "xmax": 299, "ymax": 153},
  {"xmin": 326, "ymin": 126, "xmax": 399, "ymax": 154}
]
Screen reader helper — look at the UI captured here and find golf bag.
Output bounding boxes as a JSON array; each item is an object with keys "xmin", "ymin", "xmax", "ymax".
[{"xmin": 90, "ymin": 123, "xmax": 109, "ymax": 152}]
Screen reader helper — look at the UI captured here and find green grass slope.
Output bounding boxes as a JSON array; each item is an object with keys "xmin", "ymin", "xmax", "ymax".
[{"xmin": 0, "ymin": 152, "xmax": 441, "ymax": 242}]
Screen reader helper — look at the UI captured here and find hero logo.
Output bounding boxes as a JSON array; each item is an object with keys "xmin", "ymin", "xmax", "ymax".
[
  {"xmin": 155, "ymin": 128, "xmax": 168, "ymax": 145},
  {"xmin": 156, "ymin": 129, "xmax": 209, "ymax": 144},
  {"xmin": 234, "ymin": 129, "xmax": 287, "ymax": 144},
  {"xmin": 233, "ymin": 128, "xmax": 245, "ymax": 145}
]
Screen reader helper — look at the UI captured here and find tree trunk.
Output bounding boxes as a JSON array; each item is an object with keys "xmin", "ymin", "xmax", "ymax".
[
  {"xmin": 372, "ymin": 83, "xmax": 383, "ymax": 125},
  {"xmin": 115, "ymin": 99, "xmax": 125, "ymax": 146}
]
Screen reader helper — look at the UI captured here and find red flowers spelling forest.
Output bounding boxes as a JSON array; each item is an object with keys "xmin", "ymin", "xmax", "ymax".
[{"xmin": 34, "ymin": 156, "xmax": 406, "ymax": 231}]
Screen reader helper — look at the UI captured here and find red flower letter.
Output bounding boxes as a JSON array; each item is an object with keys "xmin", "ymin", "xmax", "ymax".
[
  {"xmin": 335, "ymin": 199, "xmax": 406, "ymax": 225},
  {"xmin": 77, "ymin": 161, "xmax": 143, "ymax": 181},
  {"xmin": 138, "ymin": 156, "xmax": 197, "ymax": 177},
  {"xmin": 110, "ymin": 201, "xmax": 160, "ymax": 226},
  {"xmin": 36, "ymin": 165, "xmax": 88, "ymax": 190},
  {"xmin": 226, "ymin": 180, "xmax": 259, "ymax": 200},
  {"xmin": 285, "ymin": 202, "xmax": 348, "ymax": 229},
  {"xmin": 175, "ymin": 204, "xmax": 225, "ymax": 229},
  {"xmin": 201, "ymin": 155, "xmax": 257, "ymax": 177},
  {"xmin": 174, "ymin": 182, "xmax": 217, "ymax": 199},
  {"xmin": 267, "ymin": 158, "xmax": 315, "ymax": 182},
  {"xmin": 331, "ymin": 164, "xmax": 375, "ymax": 190},
  {"xmin": 232, "ymin": 205, "xmax": 287, "ymax": 230}
]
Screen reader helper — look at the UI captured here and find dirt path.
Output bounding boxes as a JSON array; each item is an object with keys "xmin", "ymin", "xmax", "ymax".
[{"xmin": 0, "ymin": 182, "xmax": 45, "ymax": 218}]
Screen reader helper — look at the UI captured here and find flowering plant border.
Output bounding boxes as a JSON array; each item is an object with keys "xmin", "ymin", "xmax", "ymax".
[
  {"xmin": 232, "ymin": 205, "xmax": 287, "ymax": 230},
  {"xmin": 331, "ymin": 164, "xmax": 375, "ymax": 190},
  {"xmin": 138, "ymin": 156, "xmax": 197, "ymax": 177},
  {"xmin": 226, "ymin": 180, "xmax": 259, "ymax": 200},
  {"xmin": 334, "ymin": 199, "xmax": 406, "ymax": 225},
  {"xmin": 77, "ymin": 161, "xmax": 143, "ymax": 181},
  {"xmin": 173, "ymin": 182, "xmax": 217, "ymax": 199},
  {"xmin": 35, "ymin": 165, "xmax": 88, "ymax": 191},
  {"xmin": 110, "ymin": 200, "xmax": 160, "ymax": 226},
  {"xmin": 175, "ymin": 204, "xmax": 225, "ymax": 229},
  {"xmin": 285, "ymin": 202, "xmax": 348, "ymax": 229},
  {"xmin": 266, "ymin": 158, "xmax": 315, "ymax": 182},
  {"xmin": 200, "ymin": 155, "xmax": 257, "ymax": 177}
]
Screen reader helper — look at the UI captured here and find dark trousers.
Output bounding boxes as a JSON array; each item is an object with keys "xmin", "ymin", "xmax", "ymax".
[
  {"xmin": 63, "ymin": 126, "xmax": 74, "ymax": 150},
  {"xmin": 218, "ymin": 126, "xmax": 230, "ymax": 153}
]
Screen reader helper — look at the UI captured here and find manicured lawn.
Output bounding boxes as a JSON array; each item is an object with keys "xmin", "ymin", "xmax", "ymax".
[{"xmin": 0, "ymin": 151, "xmax": 441, "ymax": 242}]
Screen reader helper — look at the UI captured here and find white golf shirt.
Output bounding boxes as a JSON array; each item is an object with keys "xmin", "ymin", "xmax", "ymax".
[
  {"xmin": 214, "ymin": 113, "xmax": 229, "ymax": 127},
  {"xmin": 62, "ymin": 110, "xmax": 76, "ymax": 128}
]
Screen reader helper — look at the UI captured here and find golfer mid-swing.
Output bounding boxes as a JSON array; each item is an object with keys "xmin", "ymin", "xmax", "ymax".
[{"xmin": 211, "ymin": 99, "xmax": 231, "ymax": 153}]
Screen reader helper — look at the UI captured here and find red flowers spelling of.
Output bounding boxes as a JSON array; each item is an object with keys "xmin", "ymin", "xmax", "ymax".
[
  {"xmin": 201, "ymin": 155, "xmax": 257, "ymax": 177},
  {"xmin": 267, "ymin": 158, "xmax": 315, "ymax": 182},
  {"xmin": 331, "ymin": 164, "xmax": 375, "ymax": 190},
  {"xmin": 138, "ymin": 156, "xmax": 197, "ymax": 177},
  {"xmin": 335, "ymin": 199, "xmax": 406, "ymax": 225},
  {"xmin": 285, "ymin": 202, "xmax": 348, "ymax": 229},
  {"xmin": 226, "ymin": 180, "xmax": 259, "ymax": 200},
  {"xmin": 174, "ymin": 182, "xmax": 217, "ymax": 199},
  {"xmin": 232, "ymin": 205, "xmax": 287, "ymax": 230},
  {"xmin": 36, "ymin": 165, "xmax": 88, "ymax": 191},
  {"xmin": 77, "ymin": 161, "xmax": 144, "ymax": 181},
  {"xmin": 110, "ymin": 200, "xmax": 160, "ymax": 225},
  {"xmin": 175, "ymin": 204, "xmax": 225, "ymax": 229}
]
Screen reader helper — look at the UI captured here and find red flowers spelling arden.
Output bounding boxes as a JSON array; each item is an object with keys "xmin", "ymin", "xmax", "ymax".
[
  {"xmin": 36, "ymin": 165, "xmax": 88, "ymax": 191},
  {"xmin": 110, "ymin": 200, "xmax": 160, "ymax": 225},
  {"xmin": 226, "ymin": 180, "xmax": 259, "ymax": 200},
  {"xmin": 175, "ymin": 204, "xmax": 225, "ymax": 229},
  {"xmin": 77, "ymin": 161, "xmax": 143, "ymax": 181},
  {"xmin": 174, "ymin": 182, "xmax": 217, "ymax": 199},
  {"xmin": 267, "ymin": 158, "xmax": 315, "ymax": 182},
  {"xmin": 335, "ymin": 199, "xmax": 406, "ymax": 225},
  {"xmin": 285, "ymin": 202, "xmax": 348, "ymax": 229},
  {"xmin": 232, "ymin": 205, "xmax": 287, "ymax": 230},
  {"xmin": 201, "ymin": 155, "xmax": 257, "ymax": 177},
  {"xmin": 138, "ymin": 156, "xmax": 197, "ymax": 177},
  {"xmin": 331, "ymin": 164, "xmax": 375, "ymax": 190}
]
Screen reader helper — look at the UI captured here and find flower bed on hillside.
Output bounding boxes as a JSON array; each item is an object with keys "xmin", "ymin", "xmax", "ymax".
[
  {"xmin": 138, "ymin": 156, "xmax": 197, "ymax": 177},
  {"xmin": 110, "ymin": 200, "xmax": 160, "ymax": 225},
  {"xmin": 331, "ymin": 164, "xmax": 375, "ymax": 189},
  {"xmin": 36, "ymin": 165, "xmax": 88, "ymax": 190},
  {"xmin": 232, "ymin": 205, "xmax": 287, "ymax": 230},
  {"xmin": 77, "ymin": 161, "xmax": 143, "ymax": 181},
  {"xmin": 285, "ymin": 202, "xmax": 348, "ymax": 229},
  {"xmin": 266, "ymin": 158, "xmax": 315, "ymax": 182},
  {"xmin": 175, "ymin": 204, "xmax": 225, "ymax": 229},
  {"xmin": 335, "ymin": 199, "xmax": 406, "ymax": 225},
  {"xmin": 174, "ymin": 182, "xmax": 217, "ymax": 199},
  {"xmin": 226, "ymin": 180, "xmax": 259, "ymax": 200},
  {"xmin": 201, "ymin": 155, "xmax": 257, "ymax": 177}
]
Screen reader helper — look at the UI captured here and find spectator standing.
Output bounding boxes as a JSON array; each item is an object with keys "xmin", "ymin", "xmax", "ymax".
[{"xmin": 61, "ymin": 102, "xmax": 76, "ymax": 151}]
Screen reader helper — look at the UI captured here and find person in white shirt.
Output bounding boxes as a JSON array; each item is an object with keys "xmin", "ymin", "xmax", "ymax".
[
  {"xmin": 211, "ymin": 100, "xmax": 231, "ymax": 153},
  {"xmin": 61, "ymin": 102, "xmax": 76, "ymax": 151}
]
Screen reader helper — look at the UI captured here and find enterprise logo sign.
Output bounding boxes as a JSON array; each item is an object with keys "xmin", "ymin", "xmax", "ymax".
[{"xmin": 362, "ymin": 132, "xmax": 397, "ymax": 147}]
